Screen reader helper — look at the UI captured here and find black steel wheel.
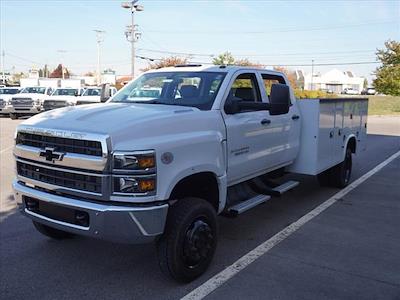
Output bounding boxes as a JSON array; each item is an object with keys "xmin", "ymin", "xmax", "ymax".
[
  {"xmin": 157, "ymin": 197, "xmax": 217, "ymax": 283},
  {"xmin": 330, "ymin": 148, "xmax": 353, "ymax": 188}
]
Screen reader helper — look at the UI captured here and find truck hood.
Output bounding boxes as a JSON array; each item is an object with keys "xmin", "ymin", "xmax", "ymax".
[
  {"xmin": 20, "ymin": 103, "xmax": 225, "ymax": 149},
  {"xmin": 45, "ymin": 95, "xmax": 78, "ymax": 103}
]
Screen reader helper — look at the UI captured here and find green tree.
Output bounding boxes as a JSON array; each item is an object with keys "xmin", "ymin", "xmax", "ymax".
[
  {"xmin": 212, "ymin": 52, "xmax": 236, "ymax": 65},
  {"xmin": 212, "ymin": 52, "xmax": 262, "ymax": 68},
  {"xmin": 373, "ymin": 40, "xmax": 400, "ymax": 96}
]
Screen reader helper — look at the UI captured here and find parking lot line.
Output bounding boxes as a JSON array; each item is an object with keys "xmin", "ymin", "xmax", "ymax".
[
  {"xmin": 0, "ymin": 145, "xmax": 14, "ymax": 154},
  {"xmin": 181, "ymin": 150, "xmax": 400, "ymax": 300}
]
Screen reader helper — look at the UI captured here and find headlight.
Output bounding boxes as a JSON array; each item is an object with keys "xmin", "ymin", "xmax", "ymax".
[
  {"xmin": 113, "ymin": 176, "xmax": 156, "ymax": 194},
  {"xmin": 113, "ymin": 151, "xmax": 156, "ymax": 170}
]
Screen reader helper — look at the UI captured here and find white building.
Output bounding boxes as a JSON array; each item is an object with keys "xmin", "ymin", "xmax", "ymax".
[{"xmin": 303, "ymin": 69, "xmax": 365, "ymax": 94}]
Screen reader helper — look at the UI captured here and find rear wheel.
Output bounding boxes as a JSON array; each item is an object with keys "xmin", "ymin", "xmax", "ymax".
[
  {"xmin": 157, "ymin": 197, "xmax": 217, "ymax": 283},
  {"xmin": 33, "ymin": 221, "xmax": 74, "ymax": 240},
  {"xmin": 330, "ymin": 148, "xmax": 352, "ymax": 188}
]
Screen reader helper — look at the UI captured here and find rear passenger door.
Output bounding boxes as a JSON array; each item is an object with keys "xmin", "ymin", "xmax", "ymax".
[{"xmin": 259, "ymin": 72, "xmax": 300, "ymax": 167}]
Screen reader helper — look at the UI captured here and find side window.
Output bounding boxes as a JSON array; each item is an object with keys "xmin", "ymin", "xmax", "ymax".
[
  {"xmin": 261, "ymin": 74, "xmax": 286, "ymax": 97},
  {"xmin": 229, "ymin": 73, "xmax": 261, "ymax": 103}
]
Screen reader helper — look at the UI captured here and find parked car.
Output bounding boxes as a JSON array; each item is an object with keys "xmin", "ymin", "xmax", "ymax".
[
  {"xmin": 342, "ymin": 88, "xmax": 359, "ymax": 95},
  {"xmin": 9, "ymin": 86, "xmax": 53, "ymax": 119},
  {"xmin": 43, "ymin": 87, "xmax": 85, "ymax": 111},
  {"xmin": 361, "ymin": 88, "xmax": 376, "ymax": 95},
  {"xmin": 13, "ymin": 65, "xmax": 368, "ymax": 282},
  {"xmin": 76, "ymin": 86, "xmax": 117, "ymax": 105},
  {"xmin": 0, "ymin": 87, "xmax": 21, "ymax": 116}
]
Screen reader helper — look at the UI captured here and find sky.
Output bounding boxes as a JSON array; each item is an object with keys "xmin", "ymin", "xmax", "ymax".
[{"xmin": 0, "ymin": 0, "xmax": 399, "ymax": 82}]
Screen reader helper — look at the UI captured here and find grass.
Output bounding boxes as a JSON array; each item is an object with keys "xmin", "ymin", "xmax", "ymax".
[{"xmin": 367, "ymin": 95, "xmax": 400, "ymax": 116}]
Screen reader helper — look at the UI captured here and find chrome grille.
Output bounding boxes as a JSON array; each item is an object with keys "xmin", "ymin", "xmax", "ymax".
[
  {"xmin": 11, "ymin": 98, "xmax": 33, "ymax": 107},
  {"xmin": 17, "ymin": 161, "xmax": 102, "ymax": 193},
  {"xmin": 16, "ymin": 132, "xmax": 103, "ymax": 156}
]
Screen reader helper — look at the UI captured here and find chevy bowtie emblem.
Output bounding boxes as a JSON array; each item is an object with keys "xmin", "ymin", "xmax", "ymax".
[{"xmin": 39, "ymin": 147, "xmax": 65, "ymax": 162}]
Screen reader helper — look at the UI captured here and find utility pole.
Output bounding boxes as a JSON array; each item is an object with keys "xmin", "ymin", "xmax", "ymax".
[
  {"xmin": 1, "ymin": 50, "xmax": 5, "ymax": 85},
  {"xmin": 94, "ymin": 30, "xmax": 105, "ymax": 85},
  {"xmin": 122, "ymin": 1, "xmax": 144, "ymax": 79},
  {"xmin": 311, "ymin": 59, "xmax": 314, "ymax": 91}
]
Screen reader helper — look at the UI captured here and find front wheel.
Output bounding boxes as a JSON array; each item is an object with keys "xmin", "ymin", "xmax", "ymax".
[
  {"xmin": 9, "ymin": 113, "xmax": 18, "ymax": 120},
  {"xmin": 157, "ymin": 197, "xmax": 217, "ymax": 283}
]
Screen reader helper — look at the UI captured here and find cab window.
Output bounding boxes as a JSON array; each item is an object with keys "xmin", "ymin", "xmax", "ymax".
[
  {"xmin": 229, "ymin": 73, "xmax": 261, "ymax": 103},
  {"xmin": 261, "ymin": 74, "xmax": 286, "ymax": 97}
]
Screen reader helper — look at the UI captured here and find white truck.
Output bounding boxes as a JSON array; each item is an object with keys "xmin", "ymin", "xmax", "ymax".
[
  {"xmin": 0, "ymin": 87, "xmax": 22, "ymax": 115},
  {"xmin": 76, "ymin": 86, "xmax": 117, "ymax": 105},
  {"xmin": 13, "ymin": 66, "xmax": 367, "ymax": 282},
  {"xmin": 9, "ymin": 86, "xmax": 54, "ymax": 119},
  {"xmin": 43, "ymin": 87, "xmax": 86, "ymax": 111}
]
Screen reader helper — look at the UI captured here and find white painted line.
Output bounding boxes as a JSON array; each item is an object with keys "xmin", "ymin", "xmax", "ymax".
[
  {"xmin": 182, "ymin": 150, "xmax": 400, "ymax": 300},
  {"xmin": 0, "ymin": 145, "xmax": 14, "ymax": 154}
]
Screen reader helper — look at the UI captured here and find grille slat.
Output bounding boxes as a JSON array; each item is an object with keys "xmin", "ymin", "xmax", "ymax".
[
  {"xmin": 17, "ymin": 161, "xmax": 102, "ymax": 193},
  {"xmin": 17, "ymin": 132, "xmax": 103, "ymax": 156}
]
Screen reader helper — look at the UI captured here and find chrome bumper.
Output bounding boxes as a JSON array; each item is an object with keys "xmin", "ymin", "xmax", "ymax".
[
  {"xmin": 9, "ymin": 106, "xmax": 42, "ymax": 114},
  {"xmin": 13, "ymin": 180, "xmax": 169, "ymax": 244}
]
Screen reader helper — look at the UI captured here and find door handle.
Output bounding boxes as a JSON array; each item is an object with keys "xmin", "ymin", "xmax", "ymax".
[
  {"xmin": 292, "ymin": 115, "xmax": 300, "ymax": 120},
  {"xmin": 261, "ymin": 119, "xmax": 271, "ymax": 125}
]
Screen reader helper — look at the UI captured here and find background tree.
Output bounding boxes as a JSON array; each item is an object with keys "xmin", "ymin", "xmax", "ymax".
[
  {"xmin": 213, "ymin": 52, "xmax": 263, "ymax": 68},
  {"xmin": 363, "ymin": 78, "xmax": 368, "ymax": 89},
  {"xmin": 273, "ymin": 66, "xmax": 297, "ymax": 89},
  {"xmin": 49, "ymin": 64, "xmax": 70, "ymax": 78},
  {"xmin": 212, "ymin": 52, "xmax": 236, "ymax": 65},
  {"xmin": 141, "ymin": 56, "xmax": 188, "ymax": 72},
  {"xmin": 373, "ymin": 40, "xmax": 400, "ymax": 96}
]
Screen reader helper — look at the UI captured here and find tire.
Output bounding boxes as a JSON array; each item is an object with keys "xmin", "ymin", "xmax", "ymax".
[
  {"xmin": 33, "ymin": 221, "xmax": 74, "ymax": 240},
  {"xmin": 317, "ymin": 169, "xmax": 332, "ymax": 186},
  {"xmin": 157, "ymin": 197, "xmax": 217, "ymax": 283},
  {"xmin": 9, "ymin": 113, "xmax": 18, "ymax": 120},
  {"xmin": 330, "ymin": 148, "xmax": 352, "ymax": 188}
]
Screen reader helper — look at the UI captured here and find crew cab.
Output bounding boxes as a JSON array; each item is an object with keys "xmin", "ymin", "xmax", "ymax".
[
  {"xmin": 0, "ymin": 87, "xmax": 21, "ymax": 115},
  {"xmin": 43, "ymin": 87, "xmax": 86, "ymax": 111},
  {"xmin": 9, "ymin": 86, "xmax": 54, "ymax": 119},
  {"xmin": 13, "ymin": 65, "xmax": 367, "ymax": 282}
]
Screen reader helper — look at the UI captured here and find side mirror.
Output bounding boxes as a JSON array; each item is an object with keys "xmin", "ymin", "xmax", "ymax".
[
  {"xmin": 269, "ymin": 84, "xmax": 291, "ymax": 115},
  {"xmin": 74, "ymin": 91, "xmax": 79, "ymax": 97},
  {"xmin": 100, "ymin": 83, "xmax": 111, "ymax": 102}
]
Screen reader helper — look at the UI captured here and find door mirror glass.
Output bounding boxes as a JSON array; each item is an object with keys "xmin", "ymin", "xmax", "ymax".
[{"xmin": 269, "ymin": 84, "xmax": 290, "ymax": 115}]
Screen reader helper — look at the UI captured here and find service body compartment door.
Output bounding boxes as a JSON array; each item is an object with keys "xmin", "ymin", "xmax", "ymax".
[
  {"xmin": 333, "ymin": 100, "xmax": 344, "ymax": 165},
  {"xmin": 317, "ymin": 100, "xmax": 336, "ymax": 173}
]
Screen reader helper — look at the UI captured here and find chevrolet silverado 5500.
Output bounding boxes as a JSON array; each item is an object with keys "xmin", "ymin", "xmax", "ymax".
[{"xmin": 13, "ymin": 65, "xmax": 367, "ymax": 282}]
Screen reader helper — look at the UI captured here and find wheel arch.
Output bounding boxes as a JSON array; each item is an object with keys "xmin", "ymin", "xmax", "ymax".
[{"xmin": 168, "ymin": 171, "xmax": 222, "ymax": 212}]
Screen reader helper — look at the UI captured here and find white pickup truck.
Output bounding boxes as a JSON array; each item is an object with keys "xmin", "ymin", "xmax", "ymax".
[
  {"xmin": 75, "ymin": 86, "xmax": 117, "ymax": 105},
  {"xmin": 0, "ymin": 87, "xmax": 21, "ymax": 115},
  {"xmin": 43, "ymin": 87, "xmax": 86, "ymax": 111},
  {"xmin": 9, "ymin": 86, "xmax": 54, "ymax": 119},
  {"xmin": 13, "ymin": 65, "xmax": 367, "ymax": 282}
]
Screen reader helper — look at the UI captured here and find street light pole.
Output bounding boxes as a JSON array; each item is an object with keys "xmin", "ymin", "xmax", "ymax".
[
  {"xmin": 94, "ymin": 30, "xmax": 105, "ymax": 85},
  {"xmin": 122, "ymin": 1, "xmax": 143, "ymax": 79}
]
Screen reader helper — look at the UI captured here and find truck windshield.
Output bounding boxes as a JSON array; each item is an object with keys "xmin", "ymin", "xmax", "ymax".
[
  {"xmin": 0, "ymin": 88, "xmax": 20, "ymax": 94},
  {"xmin": 111, "ymin": 71, "xmax": 226, "ymax": 110},
  {"xmin": 52, "ymin": 88, "xmax": 78, "ymax": 96},
  {"xmin": 82, "ymin": 88, "xmax": 101, "ymax": 96},
  {"xmin": 21, "ymin": 87, "xmax": 46, "ymax": 94}
]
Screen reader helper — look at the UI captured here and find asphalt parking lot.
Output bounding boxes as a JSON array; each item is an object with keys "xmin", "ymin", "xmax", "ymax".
[{"xmin": 1, "ymin": 116, "xmax": 399, "ymax": 299}]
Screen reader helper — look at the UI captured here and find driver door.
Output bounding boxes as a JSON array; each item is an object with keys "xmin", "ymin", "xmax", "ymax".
[{"xmin": 224, "ymin": 72, "xmax": 273, "ymax": 185}]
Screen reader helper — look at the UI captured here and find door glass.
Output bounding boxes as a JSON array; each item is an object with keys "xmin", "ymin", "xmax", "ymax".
[
  {"xmin": 229, "ymin": 73, "xmax": 260, "ymax": 102},
  {"xmin": 261, "ymin": 74, "xmax": 285, "ymax": 97}
]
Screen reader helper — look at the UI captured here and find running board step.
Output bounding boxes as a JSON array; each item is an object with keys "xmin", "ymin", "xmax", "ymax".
[
  {"xmin": 271, "ymin": 180, "xmax": 299, "ymax": 195},
  {"xmin": 228, "ymin": 194, "xmax": 271, "ymax": 216}
]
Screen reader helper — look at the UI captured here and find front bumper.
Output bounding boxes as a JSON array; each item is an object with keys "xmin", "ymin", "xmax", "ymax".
[
  {"xmin": 9, "ymin": 106, "xmax": 42, "ymax": 114},
  {"xmin": 13, "ymin": 180, "xmax": 169, "ymax": 244},
  {"xmin": 0, "ymin": 106, "xmax": 11, "ymax": 114}
]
